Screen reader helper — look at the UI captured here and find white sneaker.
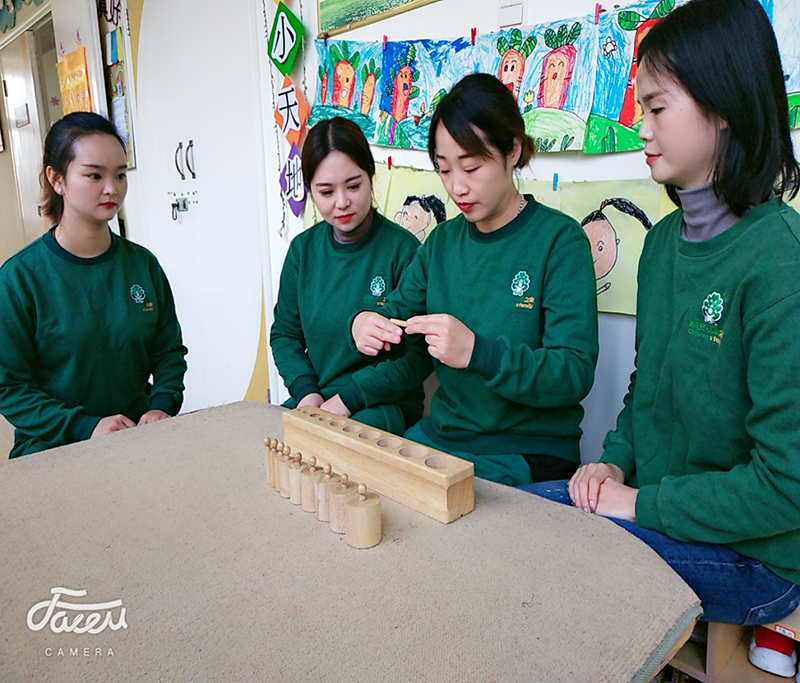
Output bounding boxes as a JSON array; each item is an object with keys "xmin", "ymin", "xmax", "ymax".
[{"xmin": 748, "ymin": 626, "xmax": 798, "ymax": 678}]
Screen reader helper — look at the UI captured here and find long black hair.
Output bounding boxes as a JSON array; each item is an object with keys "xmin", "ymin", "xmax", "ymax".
[{"xmin": 639, "ymin": 0, "xmax": 799, "ymax": 215}]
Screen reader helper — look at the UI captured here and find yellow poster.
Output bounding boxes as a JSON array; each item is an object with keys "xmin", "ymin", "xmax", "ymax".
[{"xmin": 56, "ymin": 47, "xmax": 93, "ymax": 115}]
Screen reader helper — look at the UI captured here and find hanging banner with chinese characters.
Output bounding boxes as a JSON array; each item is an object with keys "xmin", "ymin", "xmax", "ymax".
[
  {"xmin": 279, "ymin": 143, "xmax": 307, "ymax": 217},
  {"xmin": 274, "ymin": 76, "xmax": 309, "ymax": 146},
  {"xmin": 268, "ymin": 2, "xmax": 304, "ymax": 77},
  {"xmin": 56, "ymin": 47, "xmax": 93, "ymax": 115}
]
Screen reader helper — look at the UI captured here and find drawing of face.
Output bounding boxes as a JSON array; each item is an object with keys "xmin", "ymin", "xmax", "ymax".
[
  {"xmin": 309, "ymin": 150, "xmax": 372, "ymax": 237},
  {"xmin": 394, "ymin": 200, "xmax": 431, "ymax": 241},
  {"xmin": 637, "ymin": 65, "xmax": 721, "ymax": 190},
  {"xmin": 334, "ymin": 62, "xmax": 355, "ymax": 108},
  {"xmin": 582, "ymin": 218, "xmax": 619, "ymax": 280}
]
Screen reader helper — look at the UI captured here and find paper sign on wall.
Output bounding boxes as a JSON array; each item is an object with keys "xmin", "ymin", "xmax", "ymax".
[
  {"xmin": 268, "ymin": 2, "xmax": 304, "ymax": 76},
  {"xmin": 280, "ymin": 143, "xmax": 306, "ymax": 217},
  {"xmin": 275, "ymin": 76, "xmax": 309, "ymax": 146},
  {"xmin": 56, "ymin": 47, "xmax": 93, "ymax": 115}
]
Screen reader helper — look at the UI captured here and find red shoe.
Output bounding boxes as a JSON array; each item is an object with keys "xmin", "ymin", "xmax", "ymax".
[{"xmin": 748, "ymin": 626, "xmax": 798, "ymax": 678}]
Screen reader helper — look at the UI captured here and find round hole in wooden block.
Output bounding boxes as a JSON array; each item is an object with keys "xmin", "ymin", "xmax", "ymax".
[
  {"xmin": 377, "ymin": 437, "xmax": 403, "ymax": 449},
  {"xmin": 318, "ymin": 415, "xmax": 331, "ymax": 422},
  {"xmin": 424, "ymin": 455, "xmax": 461, "ymax": 470},
  {"xmin": 308, "ymin": 413, "xmax": 321, "ymax": 418},
  {"xmin": 343, "ymin": 425, "xmax": 361, "ymax": 433},
  {"xmin": 398, "ymin": 446, "xmax": 428, "ymax": 458},
  {"xmin": 330, "ymin": 420, "xmax": 346, "ymax": 427},
  {"xmin": 358, "ymin": 430, "xmax": 381, "ymax": 440}
]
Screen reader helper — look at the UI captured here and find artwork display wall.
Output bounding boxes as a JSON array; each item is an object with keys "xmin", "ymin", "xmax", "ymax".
[{"xmin": 308, "ymin": 0, "xmax": 800, "ymax": 154}]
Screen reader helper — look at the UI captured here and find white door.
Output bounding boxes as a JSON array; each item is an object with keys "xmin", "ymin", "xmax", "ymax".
[
  {"xmin": 135, "ymin": 0, "xmax": 270, "ymax": 410},
  {"xmin": 0, "ymin": 27, "xmax": 50, "ymax": 249}
]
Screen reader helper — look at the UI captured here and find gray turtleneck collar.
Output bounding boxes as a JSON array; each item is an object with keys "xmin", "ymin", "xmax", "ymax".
[{"xmin": 678, "ymin": 183, "xmax": 740, "ymax": 242}]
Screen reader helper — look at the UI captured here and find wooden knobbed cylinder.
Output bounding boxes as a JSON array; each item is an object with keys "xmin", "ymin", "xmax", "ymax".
[
  {"xmin": 268, "ymin": 439, "xmax": 279, "ymax": 489},
  {"xmin": 264, "ymin": 436, "xmax": 272, "ymax": 486},
  {"xmin": 278, "ymin": 446, "xmax": 291, "ymax": 499},
  {"xmin": 346, "ymin": 484, "xmax": 382, "ymax": 549},
  {"xmin": 300, "ymin": 456, "xmax": 318, "ymax": 513},
  {"xmin": 288, "ymin": 453, "xmax": 303, "ymax": 505},
  {"xmin": 328, "ymin": 473, "xmax": 359, "ymax": 534},
  {"xmin": 315, "ymin": 464, "xmax": 340, "ymax": 523}
]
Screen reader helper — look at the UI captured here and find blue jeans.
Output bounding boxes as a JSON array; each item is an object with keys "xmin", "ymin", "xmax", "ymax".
[{"xmin": 520, "ymin": 480, "xmax": 800, "ymax": 626}]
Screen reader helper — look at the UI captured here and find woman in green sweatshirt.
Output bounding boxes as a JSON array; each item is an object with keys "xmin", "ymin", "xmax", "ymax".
[
  {"xmin": 269, "ymin": 118, "xmax": 424, "ymax": 433},
  {"xmin": 0, "ymin": 113, "xmax": 187, "ymax": 458},
  {"xmin": 344, "ymin": 74, "xmax": 599, "ymax": 486},
  {"xmin": 524, "ymin": 0, "xmax": 800, "ymax": 644}
]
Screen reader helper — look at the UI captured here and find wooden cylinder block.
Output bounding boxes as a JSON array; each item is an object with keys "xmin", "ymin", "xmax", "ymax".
[
  {"xmin": 263, "ymin": 438, "xmax": 272, "ymax": 485},
  {"xmin": 300, "ymin": 456, "xmax": 318, "ymax": 513},
  {"xmin": 346, "ymin": 484, "xmax": 382, "ymax": 549},
  {"xmin": 328, "ymin": 473, "xmax": 359, "ymax": 534},
  {"xmin": 315, "ymin": 464, "xmax": 340, "ymax": 523},
  {"xmin": 278, "ymin": 451, "xmax": 291, "ymax": 499},
  {"xmin": 288, "ymin": 453, "xmax": 303, "ymax": 505}
]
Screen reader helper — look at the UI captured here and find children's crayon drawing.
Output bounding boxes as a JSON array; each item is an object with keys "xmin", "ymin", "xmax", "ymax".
[
  {"xmin": 476, "ymin": 18, "xmax": 598, "ymax": 152},
  {"xmin": 771, "ymin": 0, "xmax": 800, "ymax": 128},
  {"xmin": 584, "ymin": 0, "xmax": 676, "ymax": 154}
]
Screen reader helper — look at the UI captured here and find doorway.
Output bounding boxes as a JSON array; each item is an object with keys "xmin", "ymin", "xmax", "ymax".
[{"xmin": 0, "ymin": 14, "xmax": 62, "ymax": 262}]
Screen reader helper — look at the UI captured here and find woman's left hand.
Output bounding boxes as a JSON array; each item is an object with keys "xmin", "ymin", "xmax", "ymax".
[
  {"xmin": 138, "ymin": 409, "xmax": 170, "ymax": 426},
  {"xmin": 593, "ymin": 478, "xmax": 638, "ymax": 522},
  {"xmin": 405, "ymin": 314, "xmax": 475, "ymax": 369},
  {"xmin": 320, "ymin": 394, "xmax": 351, "ymax": 418}
]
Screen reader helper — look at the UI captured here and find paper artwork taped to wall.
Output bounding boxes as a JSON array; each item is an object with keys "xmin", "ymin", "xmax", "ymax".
[
  {"xmin": 771, "ymin": 0, "xmax": 800, "ymax": 129},
  {"xmin": 474, "ymin": 17, "xmax": 598, "ymax": 152},
  {"xmin": 275, "ymin": 76, "xmax": 309, "ymax": 147},
  {"xmin": 280, "ymin": 143, "xmax": 306, "ymax": 217},
  {"xmin": 268, "ymin": 2, "xmax": 305, "ymax": 77}
]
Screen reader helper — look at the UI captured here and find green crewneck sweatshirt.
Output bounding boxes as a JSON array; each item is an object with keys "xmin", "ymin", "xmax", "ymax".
[
  {"xmin": 270, "ymin": 212, "xmax": 425, "ymax": 423},
  {"xmin": 602, "ymin": 198, "xmax": 800, "ymax": 585},
  {"xmin": 366, "ymin": 196, "xmax": 598, "ymax": 461},
  {"xmin": 0, "ymin": 229, "xmax": 188, "ymax": 458}
]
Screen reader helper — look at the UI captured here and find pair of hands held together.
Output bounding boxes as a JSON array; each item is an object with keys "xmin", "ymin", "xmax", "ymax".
[
  {"xmin": 568, "ymin": 462, "xmax": 638, "ymax": 522},
  {"xmin": 315, "ymin": 311, "xmax": 475, "ymax": 417},
  {"xmin": 91, "ymin": 409, "xmax": 170, "ymax": 438}
]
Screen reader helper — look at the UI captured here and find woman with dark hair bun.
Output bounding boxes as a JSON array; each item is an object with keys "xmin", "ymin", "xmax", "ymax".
[
  {"xmin": 0, "ymin": 112, "xmax": 187, "ymax": 458},
  {"xmin": 523, "ymin": 0, "xmax": 800, "ymax": 661},
  {"xmin": 270, "ymin": 117, "xmax": 425, "ymax": 433},
  {"xmin": 348, "ymin": 73, "xmax": 599, "ymax": 486}
]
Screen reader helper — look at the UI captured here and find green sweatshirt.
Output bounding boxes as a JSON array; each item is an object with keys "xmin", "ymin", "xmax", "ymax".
[
  {"xmin": 602, "ymin": 198, "xmax": 800, "ymax": 585},
  {"xmin": 270, "ymin": 212, "xmax": 425, "ymax": 421},
  {"xmin": 0, "ymin": 229, "xmax": 188, "ymax": 458},
  {"xmin": 371, "ymin": 196, "xmax": 599, "ymax": 461}
]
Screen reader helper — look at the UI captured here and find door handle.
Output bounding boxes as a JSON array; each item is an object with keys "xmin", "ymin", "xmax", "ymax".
[{"xmin": 174, "ymin": 141, "xmax": 185, "ymax": 180}]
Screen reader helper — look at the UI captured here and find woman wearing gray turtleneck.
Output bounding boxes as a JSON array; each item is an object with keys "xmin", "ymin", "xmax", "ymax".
[{"xmin": 523, "ymin": 0, "xmax": 800, "ymax": 640}]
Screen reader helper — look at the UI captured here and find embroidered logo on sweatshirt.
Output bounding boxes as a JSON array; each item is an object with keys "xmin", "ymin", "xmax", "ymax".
[
  {"xmin": 702, "ymin": 292, "xmax": 724, "ymax": 325},
  {"xmin": 130, "ymin": 284, "xmax": 146, "ymax": 304},
  {"xmin": 369, "ymin": 276, "xmax": 386, "ymax": 297},
  {"xmin": 511, "ymin": 271, "xmax": 530, "ymax": 297}
]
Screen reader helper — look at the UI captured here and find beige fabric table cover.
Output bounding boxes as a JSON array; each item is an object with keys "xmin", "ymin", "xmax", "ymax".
[{"xmin": 0, "ymin": 401, "xmax": 700, "ymax": 683}]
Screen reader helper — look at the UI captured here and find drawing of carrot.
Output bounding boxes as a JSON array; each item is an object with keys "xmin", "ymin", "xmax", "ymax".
[
  {"xmin": 386, "ymin": 45, "xmax": 419, "ymax": 122},
  {"xmin": 496, "ymin": 29, "xmax": 537, "ymax": 101},
  {"xmin": 319, "ymin": 65, "xmax": 329, "ymax": 106},
  {"xmin": 538, "ymin": 21, "xmax": 582, "ymax": 109},
  {"xmin": 618, "ymin": 0, "xmax": 675, "ymax": 127},
  {"xmin": 330, "ymin": 42, "xmax": 361, "ymax": 109},
  {"xmin": 360, "ymin": 58, "xmax": 381, "ymax": 115}
]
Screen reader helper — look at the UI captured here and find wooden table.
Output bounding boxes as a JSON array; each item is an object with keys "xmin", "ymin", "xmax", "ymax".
[{"xmin": 0, "ymin": 402, "xmax": 700, "ymax": 683}]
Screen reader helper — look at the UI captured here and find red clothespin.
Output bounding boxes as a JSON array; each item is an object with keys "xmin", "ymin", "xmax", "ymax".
[
  {"xmin": 594, "ymin": 3, "xmax": 602, "ymax": 24},
  {"xmin": 383, "ymin": 35, "xmax": 388, "ymax": 51},
  {"xmin": 471, "ymin": 27, "xmax": 477, "ymax": 45},
  {"xmin": 388, "ymin": 156, "xmax": 392, "ymax": 171},
  {"xmin": 76, "ymin": 29, "xmax": 82, "ymax": 45}
]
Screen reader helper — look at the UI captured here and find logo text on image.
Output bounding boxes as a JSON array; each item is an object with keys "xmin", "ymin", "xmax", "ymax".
[{"xmin": 27, "ymin": 587, "xmax": 128, "ymax": 634}]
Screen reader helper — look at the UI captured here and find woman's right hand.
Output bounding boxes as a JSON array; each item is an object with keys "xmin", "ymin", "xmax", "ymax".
[
  {"xmin": 297, "ymin": 393, "xmax": 324, "ymax": 409},
  {"xmin": 568, "ymin": 462, "xmax": 625, "ymax": 513},
  {"xmin": 352, "ymin": 312, "xmax": 403, "ymax": 356},
  {"xmin": 91, "ymin": 414, "xmax": 136, "ymax": 437}
]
